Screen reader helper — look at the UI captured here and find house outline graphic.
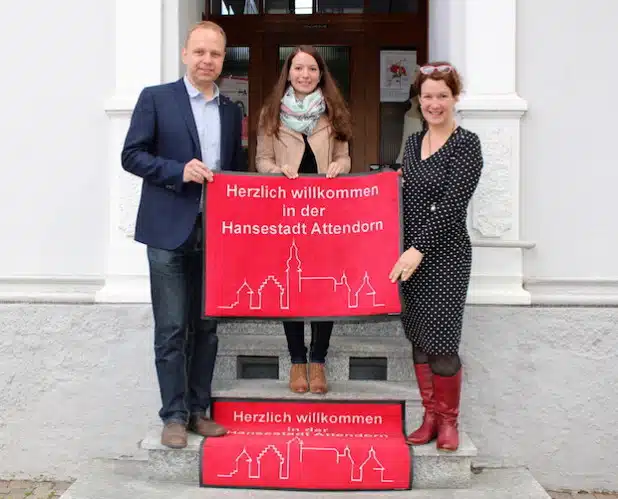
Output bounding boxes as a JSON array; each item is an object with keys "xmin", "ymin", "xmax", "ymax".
[
  {"xmin": 217, "ymin": 436, "xmax": 393, "ymax": 483},
  {"xmin": 218, "ymin": 240, "xmax": 385, "ymax": 311}
]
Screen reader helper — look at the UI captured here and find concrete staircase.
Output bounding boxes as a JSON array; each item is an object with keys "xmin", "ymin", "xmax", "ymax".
[
  {"xmin": 140, "ymin": 380, "xmax": 476, "ymax": 490},
  {"xmin": 60, "ymin": 319, "xmax": 550, "ymax": 498}
]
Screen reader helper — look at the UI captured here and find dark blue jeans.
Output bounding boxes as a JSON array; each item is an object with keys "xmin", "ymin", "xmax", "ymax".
[
  {"xmin": 283, "ymin": 321, "xmax": 334, "ymax": 364},
  {"xmin": 147, "ymin": 215, "xmax": 217, "ymax": 425}
]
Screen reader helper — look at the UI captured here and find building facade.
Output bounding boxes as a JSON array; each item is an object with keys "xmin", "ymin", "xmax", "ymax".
[{"xmin": 0, "ymin": 0, "xmax": 617, "ymax": 492}]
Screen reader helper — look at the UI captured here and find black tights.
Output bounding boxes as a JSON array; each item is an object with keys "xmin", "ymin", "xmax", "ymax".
[{"xmin": 413, "ymin": 346, "xmax": 461, "ymax": 377}]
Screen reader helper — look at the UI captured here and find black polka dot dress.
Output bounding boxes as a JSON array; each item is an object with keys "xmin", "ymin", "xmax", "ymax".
[{"xmin": 399, "ymin": 127, "xmax": 483, "ymax": 355}]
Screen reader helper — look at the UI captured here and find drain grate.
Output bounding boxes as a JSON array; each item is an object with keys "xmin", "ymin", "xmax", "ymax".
[
  {"xmin": 237, "ymin": 355, "xmax": 279, "ymax": 379},
  {"xmin": 349, "ymin": 357, "xmax": 387, "ymax": 380}
]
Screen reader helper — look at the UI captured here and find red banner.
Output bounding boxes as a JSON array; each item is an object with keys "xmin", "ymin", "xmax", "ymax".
[
  {"xmin": 200, "ymin": 399, "xmax": 411, "ymax": 491},
  {"xmin": 203, "ymin": 171, "xmax": 402, "ymax": 318}
]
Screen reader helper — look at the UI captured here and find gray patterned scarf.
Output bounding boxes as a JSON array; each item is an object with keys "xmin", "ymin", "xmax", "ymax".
[{"xmin": 280, "ymin": 86, "xmax": 326, "ymax": 135}]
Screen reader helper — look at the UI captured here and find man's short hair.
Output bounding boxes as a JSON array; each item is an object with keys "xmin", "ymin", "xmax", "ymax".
[{"xmin": 184, "ymin": 21, "xmax": 227, "ymax": 47}]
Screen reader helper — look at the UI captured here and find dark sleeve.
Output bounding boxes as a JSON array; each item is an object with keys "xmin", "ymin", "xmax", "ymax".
[
  {"xmin": 408, "ymin": 133, "xmax": 484, "ymax": 254},
  {"xmin": 120, "ymin": 88, "xmax": 186, "ymax": 192},
  {"xmin": 230, "ymin": 105, "xmax": 246, "ymax": 171}
]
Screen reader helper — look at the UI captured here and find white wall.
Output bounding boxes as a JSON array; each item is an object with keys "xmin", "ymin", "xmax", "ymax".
[
  {"xmin": 518, "ymin": 0, "xmax": 618, "ymax": 281},
  {"xmin": 2, "ymin": 304, "xmax": 617, "ymax": 492},
  {"xmin": 187, "ymin": 0, "xmax": 205, "ymax": 36},
  {"xmin": 0, "ymin": 1, "xmax": 115, "ymax": 278},
  {"xmin": 3, "ymin": 1, "xmax": 615, "ymax": 288},
  {"xmin": 163, "ymin": 0, "xmax": 203, "ymax": 82},
  {"xmin": 428, "ymin": 0, "xmax": 464, "ymax": 68}
]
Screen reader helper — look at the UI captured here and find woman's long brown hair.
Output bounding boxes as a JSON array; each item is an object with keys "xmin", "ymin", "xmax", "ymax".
[{"xmin": 259, "ymin": 45, "xmax": 352, "ymax": 142}]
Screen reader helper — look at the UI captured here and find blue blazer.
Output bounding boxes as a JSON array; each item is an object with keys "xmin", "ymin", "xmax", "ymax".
[{"xmin": 121, "ymin": 78, "xmax": 246, "ymax": 250}]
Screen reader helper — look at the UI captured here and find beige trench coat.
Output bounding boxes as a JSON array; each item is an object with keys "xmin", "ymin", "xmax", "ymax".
[{"xmin": 256, "ymin": 116, "xmax": 351, "ymax": 174}]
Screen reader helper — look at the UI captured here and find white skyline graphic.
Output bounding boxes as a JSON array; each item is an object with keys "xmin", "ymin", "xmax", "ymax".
[
  {"xmin": 217, "ymin": 436, "xmax": 394, "ymax": 483},
  {"xmin": 218, "ymin": 240, "xmax": 385, "ymax": 311}
]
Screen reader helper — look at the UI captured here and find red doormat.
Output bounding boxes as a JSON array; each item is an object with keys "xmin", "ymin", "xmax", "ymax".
[{"xmin": 200, "ymin": 399, "xmax": 411, "ymax": 491}]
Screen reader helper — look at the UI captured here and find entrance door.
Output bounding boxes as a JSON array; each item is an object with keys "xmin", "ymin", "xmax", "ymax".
[
  {"xmin": 260, "ymin": 33, "xmax": 367, "ymax": 171},
  {"xmin": 210, "ymin": 2, "xmax": 428, "ymax": 173}
]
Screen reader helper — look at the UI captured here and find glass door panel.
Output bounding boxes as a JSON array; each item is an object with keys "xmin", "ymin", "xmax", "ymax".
[
  {"xmin": 379, "ymin": 48, "xmax": 418, "ymax": 165},
  {"xmin": 219, "ymin": 46, "xmax": 251, "ymax": 170}
]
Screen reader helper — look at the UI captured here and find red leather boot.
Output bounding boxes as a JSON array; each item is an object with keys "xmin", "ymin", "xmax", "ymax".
[
  {"xmin": 406, "ymin": 363, "xmax": 438, "ymax": 445},
  {"xmin": 433, "ymin": 368, "xmax": 462, "ymax": 451}
]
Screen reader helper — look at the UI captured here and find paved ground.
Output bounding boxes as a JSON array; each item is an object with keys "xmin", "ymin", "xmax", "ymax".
[
  {"xmin": 0, "ymin": 480, "xmax": 616, "ymax": 498},
  {"xmin": 548, "ymin": 494, "xmax": 618, "ymax": 498},
  {"xmin": 0, "ymin": 481, "xmax": 72, "ymax": 499}
]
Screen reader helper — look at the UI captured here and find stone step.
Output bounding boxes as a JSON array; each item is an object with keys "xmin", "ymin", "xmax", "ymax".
[
  {"xmin": 212, "ymin": 379, "xmax": 421, "ymax": 403},
  {"xmin": 215, "ymin": 334, "xmax": 413, "ymax": 382},
  {"xmin": 136, "ymin": 379, "xmax": 476, "ymax": 490},
  {"xmin": 60, "ymin": 462, "xmax": 550, "ymax": 498},
  {"xmin": 218, "ymin": 318, "xmax": 403, "ymax": 338}
]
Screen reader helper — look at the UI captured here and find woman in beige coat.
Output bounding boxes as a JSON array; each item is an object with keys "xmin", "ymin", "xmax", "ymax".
[{"xmin": 256, "ymin": 45, "xmax": 352, "ymax": 395}]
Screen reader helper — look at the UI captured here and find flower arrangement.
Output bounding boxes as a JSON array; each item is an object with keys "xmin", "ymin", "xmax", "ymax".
[{"xmin": 388, "ymin": 61, "xmax": 408, "ymax": 86}]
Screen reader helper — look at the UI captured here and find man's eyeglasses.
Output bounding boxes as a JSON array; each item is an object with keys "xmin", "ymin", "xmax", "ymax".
[{"xmin": 419, "ymin": 64, "xmax": 452, "ymax": 75}]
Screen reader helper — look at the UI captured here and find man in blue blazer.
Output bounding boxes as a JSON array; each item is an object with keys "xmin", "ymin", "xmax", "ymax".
[{"xmin": 121, "ymin": 21, "xmax": 245, "ymax": 449}]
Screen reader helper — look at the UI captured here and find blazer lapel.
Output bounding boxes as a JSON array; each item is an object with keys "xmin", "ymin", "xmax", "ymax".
[
  {"xmin": 280, "ymin": 125, "xmax": 305, "ymax": 144},
  {"xmin": 172, "ymin": 79, "xmax": 200, "ymax": 157},
  {"xmin": 219, "ymin": 99, "xmax": 231, "ymax": 170}
]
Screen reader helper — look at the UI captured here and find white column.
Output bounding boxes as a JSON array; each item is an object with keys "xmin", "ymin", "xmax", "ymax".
[
  {"xmin": 431, "ymin": 0, "xmax": 530, "ymax": 304},
  {"xmin": 96, "ymin": 0, "xmax": 165, "ymax": 302},
  {"xmin": 97, "ymin": 1, "xmax": 200, "ymax": 303}
]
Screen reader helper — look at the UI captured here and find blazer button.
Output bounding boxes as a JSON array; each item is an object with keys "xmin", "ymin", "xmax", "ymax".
[{"xmin": 430, "ymin": 204, "xmax": 436, "ymax": 212}]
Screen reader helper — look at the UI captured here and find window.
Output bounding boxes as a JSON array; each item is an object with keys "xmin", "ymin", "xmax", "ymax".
[
  {"xmin": 266, "ymin": 0, "xmax": 313, "ymax": 14},
  {"xmin": 368, "ymin": 0, "xmax": 419, "ymax": 14},
  {"xmin": 210, "ymin": 0, "xmax": 419, "ymax": 15},
  {"xmin": 211, "ymin": 0, "xmax": 259, "ymax": 15},
  {"xmin": 316, "ymin": 0, "xmax": 363, "ymax": 14}
]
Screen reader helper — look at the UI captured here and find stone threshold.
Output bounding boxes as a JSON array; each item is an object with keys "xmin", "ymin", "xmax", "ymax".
[{"xmin": 59, "ymin": 465, "xmax": 550, "ymax": 498}]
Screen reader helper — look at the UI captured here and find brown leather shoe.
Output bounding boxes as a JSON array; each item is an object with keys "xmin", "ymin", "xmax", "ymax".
[
  {"xmin": 161, "ymin": 422, "xmax": 187, "ymax": 449},
  {"xmin": 289, "ymin": 363, "xmax": 309, "ymax": 393},
  {"xmin": 309, "ymin": 363, "xmax": 328, "ymax": 394},
  {"xmin": 188, "ymin": 415, "xmax": 227, "ymax": 437}
]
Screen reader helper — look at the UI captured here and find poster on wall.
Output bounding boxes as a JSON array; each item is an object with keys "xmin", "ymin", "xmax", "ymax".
[
  {"xmin": 219, "ymin": 75, "xmax": 249, "ymax": 146},
  {"xmin": 202, "ymin": 171, "xmax": 403, "ymax": 319},
  {"xmin": 380, "ymin": 50, "xmax": 416, "ymax": 102}
]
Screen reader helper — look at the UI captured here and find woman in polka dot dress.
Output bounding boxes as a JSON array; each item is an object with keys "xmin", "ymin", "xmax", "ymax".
[{"xmin": 389, "ymin": 62, "xmax": 483, "ymax": 451}]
